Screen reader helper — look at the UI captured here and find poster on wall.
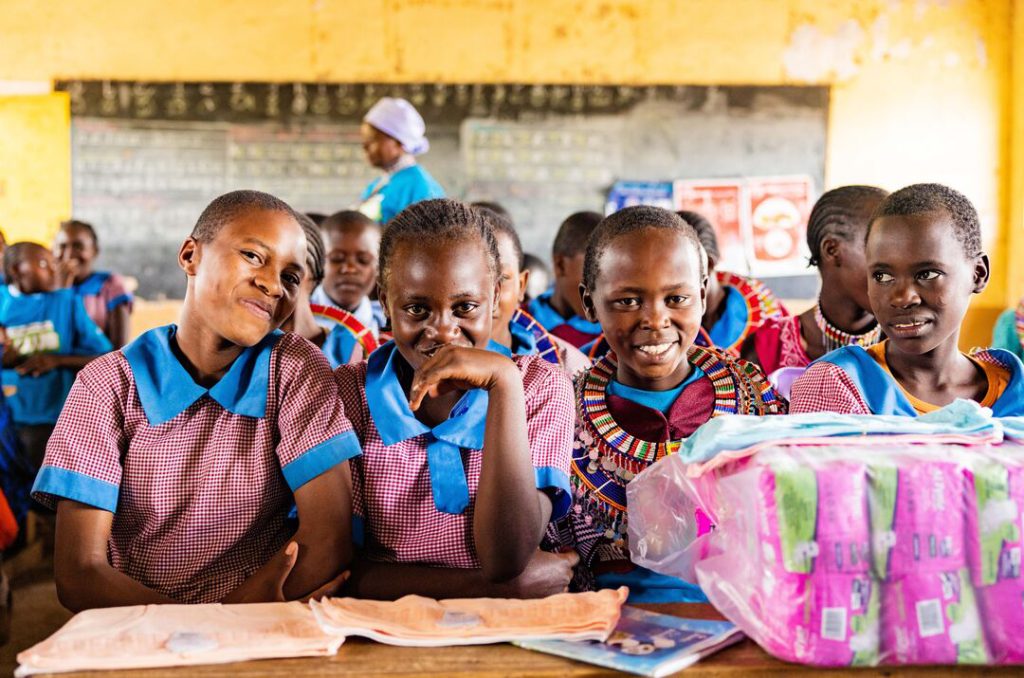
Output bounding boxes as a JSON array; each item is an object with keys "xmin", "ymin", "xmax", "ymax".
[
  {"xmin": 746, "ymin": 175, "xmax": 813, "ymax": 277},
  {"xmin": 673, "ymin": 179, "xmax": 749, "ymax": 274},
  {"xmin": 605, "ymin": 181, "xmax": 675, "ymax": 214}
]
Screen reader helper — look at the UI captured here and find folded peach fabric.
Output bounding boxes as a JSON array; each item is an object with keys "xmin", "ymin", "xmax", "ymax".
[
  {"xmin": 310, "ymin": 587, "xmax": 628, "ymax": 646},
  {"xmin": 16, "ymin": 602, "xmax": 343, "ymax": 676}
]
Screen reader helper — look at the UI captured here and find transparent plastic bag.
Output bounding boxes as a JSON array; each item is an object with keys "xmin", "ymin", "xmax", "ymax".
[{"xmin": 627, "ymin": 437, "xmax": 1024, "ymax": 666}]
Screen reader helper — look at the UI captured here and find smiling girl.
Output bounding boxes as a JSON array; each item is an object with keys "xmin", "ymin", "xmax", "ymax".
[
  {"xmin": 790, "ymin": 183, "xmax": 1024, "ymax": 415},
  {"xmin": 336, "ymin": 199, "xmax": 578, "ymax": 600},
  {"xmin": 551, "ymin": 206, "xmax": 785, "ymax": 603}
]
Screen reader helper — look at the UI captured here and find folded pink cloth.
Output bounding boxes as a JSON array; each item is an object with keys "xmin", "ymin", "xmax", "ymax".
[
  {"xmin": 310, "ymin": 588, "xmax": 627, "ymax": 646},
  {"xmin": 16, "ymin": 602, "xmax": 342, "ymax": 676}
]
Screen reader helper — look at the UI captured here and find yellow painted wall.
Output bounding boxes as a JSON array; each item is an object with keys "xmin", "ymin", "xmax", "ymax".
[
  {"xmin": 0, "ymin": 94, "xmax": 71, "ymax": 244},
  {"xmin": 0, "ymin": 0, "xmax": 1016, "ymax": 347},
  {"xmin": 1009, "ymin": 0, "xmax": 1024, "ymax": 304}
]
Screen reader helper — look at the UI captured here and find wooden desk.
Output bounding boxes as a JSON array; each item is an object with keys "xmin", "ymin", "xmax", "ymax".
[{"xmin": 37, "ymin": 603, "xmax": 1017, "ymax": 677}]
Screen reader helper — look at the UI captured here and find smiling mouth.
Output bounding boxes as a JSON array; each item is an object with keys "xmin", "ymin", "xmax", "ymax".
[
  {"xmin": 890, "ymin": 319, "xmax": 929, "ymax": 330},
  {"xmin": 241, "ymin": 299, "xmax": 273, "ymax": 321},
  {"xmin": 635, "ymin": 340, "xmax": 679, "ymax": 357}
]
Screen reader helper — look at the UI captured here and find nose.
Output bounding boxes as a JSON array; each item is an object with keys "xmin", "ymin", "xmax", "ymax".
[
  {"xmin": 425, "ymin": 311, "xmax": 461, "ymax": 343},
  {"xmin": 640, "ymin": 299, "xmax": 671, "ymax": 329},
  {"xmin": 339, "ymin": 256, "xmax": 358, "ymax": 274},
  {"xmin": 254, "ymin": 269, "xmax": 283, "ymax": 298},
  {"xmin": 890, "ymin": 278, "xmax": 921, "ymax": 308}
]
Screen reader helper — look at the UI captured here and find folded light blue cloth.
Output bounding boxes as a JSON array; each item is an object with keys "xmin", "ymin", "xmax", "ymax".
[{"xmin": 678, "ymin": 398, "xmax": 999, "ymax": 463}]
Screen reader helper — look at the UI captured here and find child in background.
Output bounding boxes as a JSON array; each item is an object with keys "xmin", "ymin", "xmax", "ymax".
[
  {"xmin": 337, "ymin": 199, "xmax": 578, "ymax": 600},
  {"xmin": 1, "ymin": 243, "xmax": 112, "ymax": 470},
  {"xmin": 522, "ymin": 253, "xmax": 552, "ymax": 305},
  {"xmin": 33, "ymin": 191, "xmax": 360, "ymax": 610},
  {"xmin": 991, "ymin": 300, "xmax": 1024, "ymax": 360},
  {"xmin": 53, "ymin": 220, "xmax": 134, "ymax": 348},
  {"xmin": 740, "ymin": 186, "xmax": 888, "ymax": 376},
  {"xmin": 550, "ymin": 206, "xmax": 785, "ymax": 603},
  {"xmin": 528, "ymin": 211, "xmax": 604, "ymax": 350},
  {"xmin": 311, "ymin": 211, "xmax": 385, "ymax": 337},
  {"xmin": 791, "ymin": 183, "xmax": 1024, "ymax": 415},
  {"xmin": 679, "ymin": 210, "xmax": 788, "ymax": 355},
  {"xmin": 283, "ymin": 214, "xmax": 375, "ymax": 367},
  {"xmin": 475, "ymin": 205, "xmax": 590, "ymax": 375}
]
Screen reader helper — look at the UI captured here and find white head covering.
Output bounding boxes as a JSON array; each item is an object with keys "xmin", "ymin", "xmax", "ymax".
[{"xmin": 363, "ymin": 97, "xmax": 430, "ymax": 155}]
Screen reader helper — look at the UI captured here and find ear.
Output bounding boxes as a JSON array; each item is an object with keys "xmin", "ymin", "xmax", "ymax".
[
  {"xmin": 705, "ymin": 252, "xmax": 718, "ymax": 273},
  {"xmin": 699, "ymin": 273, "xmax": 709, "ymax": 315},
  {"xmin": 517, "ymin": 269, "xmax": 530, "ymax": 304},
  {"xmin": 820, "ymin": 236, "xmax": 842, "ymax": 267},
  {"xmin": 377, "ymin": 285, "xmax": 390, "ymax": 323},
  {"xmin": 580, "ymin": 283, "xmax": 599, "ymax": 323},
  {"xmin": 971, "ymin": 253, "xmax": 991, "ymax": 294},
  {"xmin": 178, "ymin": 238, "xmax": 200, "ymax": 276}
]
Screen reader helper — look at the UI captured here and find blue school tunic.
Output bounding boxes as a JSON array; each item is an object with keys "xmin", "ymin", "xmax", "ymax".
[
  {"xmin": 707, "ymin": 285, "xmax": 749, "ymax": 349},
  {"xmin": 527, "ymin": 288, "xmax": 603, "ymax": 349},
  {"xmin": 360, "ymin": 165, "xmax": 445, "ymax": 225},
  {"xmin": 812, "ymin": 345, "xmax": 1024, "ymax": 416},
  {"xmin": 0, "ymin": 289, "xmax": 112, "ymax": 426},
  {"xmin": 321, "ymin": 324, "xmax": 360, "ymax": 369}
]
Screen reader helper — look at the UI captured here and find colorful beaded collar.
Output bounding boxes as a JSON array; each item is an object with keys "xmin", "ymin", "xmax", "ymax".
[
  {"xmin": 511, "ymin": 308, "xmax": 560, "ymax": 366},
  {"xmin": 715, "ymin": 271, "xmax": 785, "ymax": 352},
  {"xmin": 814, "ymin": 301, "xmax": 882, "ymax": 353},
  {"xmin": 310, "ymin": 304, "xmax": 379, "ymax": 356},
  {"xmin": 571, "ymin": 347, "xmax": 781, "ymax": 529}
]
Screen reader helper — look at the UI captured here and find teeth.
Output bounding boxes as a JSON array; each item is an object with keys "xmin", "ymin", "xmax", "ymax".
[
  {"xmin": 637, "ymin": 343, "xmax": 673, "ymax": 356},
  {"xmin": 893, "ymin": 321, "xmax": 925, "ymax": 328}
]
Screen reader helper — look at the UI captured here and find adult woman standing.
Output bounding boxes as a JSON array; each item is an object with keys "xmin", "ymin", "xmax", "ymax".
[{"xmin": 359, "ymin": 97, "xmax": 445, "ymax": 224}]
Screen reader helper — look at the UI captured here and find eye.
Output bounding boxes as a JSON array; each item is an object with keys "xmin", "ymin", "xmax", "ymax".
[
  {"xmin": 357, "ymin": 255, "xmax": 374, "ymax": 266},
  {"xmin": 916, "ymin": 270, "xmax": 942, "ymax": 281},
  {"xmin": 455, "ymin": 302, "xmax": 480, "ymax": 315},
  {"xmin": 283, "ymin": 272, "xmax": 301, "ymax": 287},
  {"xmin": 666, "ymin": 295, "xmax": 689, "ymax": 305},
  {"xmin": 404, "ymin": 304, "xmax": 428, "ymax": 318},
  {"xmin": 241, "ymin": 250, "xmax": 262, "ymax": 264},
  {"xmin": 613, "ymin": 297, "xmax": 640, "ymax": 308},
  {"xmin": 872, "ymin": 271, "xmax": 894, "ymax": 284}
]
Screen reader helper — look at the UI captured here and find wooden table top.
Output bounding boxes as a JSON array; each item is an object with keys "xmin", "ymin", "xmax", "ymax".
[{"xmin": 36, "ymin": 603, "xmax": 1017, "ymax": 677}]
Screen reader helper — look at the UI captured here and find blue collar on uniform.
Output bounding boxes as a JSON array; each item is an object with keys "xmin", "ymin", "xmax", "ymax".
[
  {"xmin": 72, "ymin": 271, "xmax": 111, "ymax": 297},
  {"xmin": 123, "ymin": 324, "xmax": 282, "ymax": 426},
  {"xmin": 492, "ymin": 321, "xmax": 539, "ymax": 358},
  {"xmin": 365, "ymin": 340, "xmax": 503, "ymax": 514},
  {"xmin": 528, "ymin": 287, "xmax": 602, "ymax": 336}
]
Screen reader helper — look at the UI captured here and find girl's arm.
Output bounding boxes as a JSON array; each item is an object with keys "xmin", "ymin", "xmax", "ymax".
[
  {"xmin": 410, "ymin": 347, "xmax": 549, "ymax": 582},
  {"xmin": 344, "ymin": 549, "xmax": 579, "ymax": 600},
  {"xmin": 54, "ymin": 500, "xmax": 175, "ymax": 611},
  {"xmin": 106, "ymin": 304, "xmax": 132, "ymax": 350}
]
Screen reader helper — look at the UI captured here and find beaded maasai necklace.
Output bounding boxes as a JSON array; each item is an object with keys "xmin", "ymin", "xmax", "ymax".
[
  {"xmin": 715, "ymin": 271, "xmax": 786, "ymax": 352},
  {"xmin": 1015, "ymin": 300, "xmax": 1024, "ymax": 353},
  {"xmin": 570, "ymin": 347, "xmax": 783, "ymax": 539},
  {"xmin": 510, "ymin": 308, "xmax": 561, "ymax": 366},
  {"xmin": 813, "ymin": 301, "xmax": 882, "ymax": 353},
  {"xmin": 310, "ymin": 304, "xmax": 380, "ymax": 356}
]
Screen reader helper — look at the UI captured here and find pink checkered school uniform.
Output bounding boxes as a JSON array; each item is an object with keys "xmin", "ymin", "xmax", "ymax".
[
  {"xmin": 336, "ymin": 342, "xmax": 574, "ymax": 568},
  {"xmin": 32, "ymin": 326, "xmax": 360, "ymax": 604},
  {"xmin": 72, "ymin": 271, "xmax": 133, "ymax": 340}
]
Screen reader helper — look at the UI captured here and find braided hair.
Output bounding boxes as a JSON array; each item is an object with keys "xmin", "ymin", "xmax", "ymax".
[
  {"xmin": 676, "ymin": 210, "xmax": 720, "ymax": 264},
  {"xmin": 807, "ymin": 185, "xmax": 888, "ymax": 267},
  {"xmin": 379, "ymin": 199, "xmax": 500, "ymax": 291},
  {"xmin": 295, "ymin": 212, "xmax": 325, "ymax": 286}
]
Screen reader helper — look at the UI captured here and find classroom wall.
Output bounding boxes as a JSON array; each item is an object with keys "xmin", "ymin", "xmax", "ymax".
[{"xmin": 0, "ymin": 0, "xmax": 1018, "ymax": 347}]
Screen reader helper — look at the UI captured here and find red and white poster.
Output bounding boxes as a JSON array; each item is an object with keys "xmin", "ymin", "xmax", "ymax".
[
  {"xmin": 673, "ymin": 179, "xmax": 749, "ymax": 274},
  {"xmin": 746, "ymin": 175, "xmax": 813, "ymax": 276}
]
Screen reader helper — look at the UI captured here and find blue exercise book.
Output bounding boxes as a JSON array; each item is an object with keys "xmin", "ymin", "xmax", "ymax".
[{"xmin": 513, "ymin": 606, "xmax": 743, "ymax": 677}]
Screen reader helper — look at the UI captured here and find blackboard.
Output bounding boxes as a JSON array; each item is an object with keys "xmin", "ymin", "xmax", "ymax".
[{"xmin": 60, "ymin": 82, "xmax": 828, "ymax": 299}]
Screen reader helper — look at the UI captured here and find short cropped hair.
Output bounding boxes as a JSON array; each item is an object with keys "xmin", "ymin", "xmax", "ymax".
[
  {"xmin": 552, "ymin": 211, "xmax": 602, "ymax": 258},
  {"xmin": 3, "ymin": 242, "xmax": 49, "ymax": 280},
  {"xmin": 59, "ymin": 219, "xmax": 100, "ymax": 249},
  {"xmin": 583, "ymin": 206, "xmax": 706, "ymax": 290},
  {"xmin": 867, "ymin": 183, "xmax": 982, "ymax": 259},
  {"xmin": 379, "ymin": 199, "xmax": 499, "ymax": 291},
  {"xmin": 322, "ymin": 209, "xmax": 377, "ymax": 236},
  {"xmin": 190, "ymin": 190, "xmax": 297, "ymax": 243},
  {"xmin": 806, "ymin": 185, "xmax": 889, "ymax": 267}
]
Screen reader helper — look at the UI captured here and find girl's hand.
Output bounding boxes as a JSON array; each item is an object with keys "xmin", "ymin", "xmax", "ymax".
[
  {"xmin": 55, "ymin": 259, "xmax": 80, "ymax": 289},
  {"xmin": 409, "ymin": 345, "xmax": 519, "ymax": 411},
  {"xmin": 16, "ymin": 354, "xmax": 62, "ymax": 376},
  {"xmin": 502, "ymin": 550, "xmax": 579, "ymax": 598},
  {"xmin": 222, "ymin": 542, "xmax": 298, "ymax": 604},
  {"xmin": 301, "ymin": 570, "xmax": 350, "ymax": 602}
]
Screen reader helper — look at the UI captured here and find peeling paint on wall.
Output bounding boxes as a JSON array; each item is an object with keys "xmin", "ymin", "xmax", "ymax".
[{"xmin": 783, "ymin": 20, "xmax": 865, "ymax": 82}]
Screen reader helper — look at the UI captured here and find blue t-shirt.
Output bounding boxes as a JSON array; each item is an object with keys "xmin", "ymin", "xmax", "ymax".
[
  {"xmin": 0, "ymin": 288, "xmax": 112, "ymax": 425},
  {"xmin": 360, "ymin": 164, "xmax": 445, "ymax": 224}
]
